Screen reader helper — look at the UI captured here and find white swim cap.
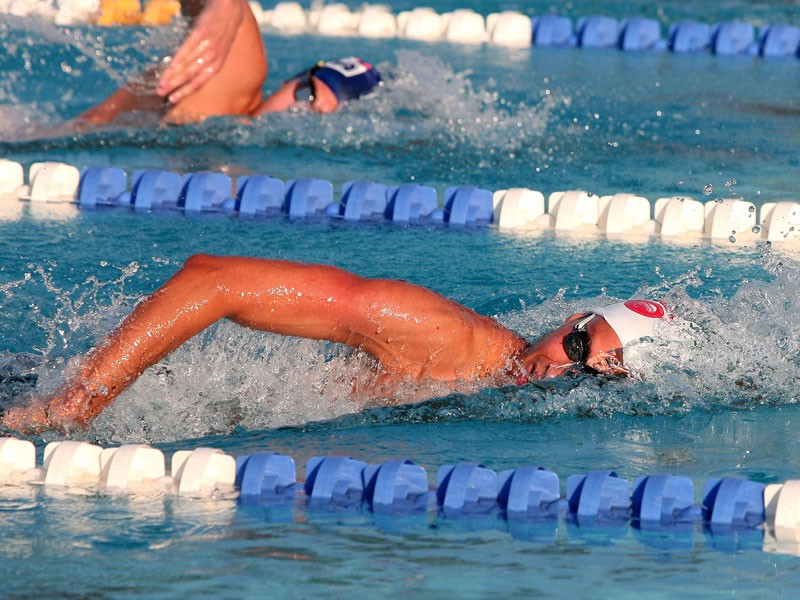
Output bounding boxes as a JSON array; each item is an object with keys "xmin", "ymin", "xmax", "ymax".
[{"xmin": 589, "ymin": 300, "xmax": 668, "ymax": 369}]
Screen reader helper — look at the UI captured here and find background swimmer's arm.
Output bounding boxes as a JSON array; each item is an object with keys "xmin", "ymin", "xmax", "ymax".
[
  {"xmin": 73, "ymin": 0, "xmax": 264, "ymax": 125},
  {"xmin": 76, "ymin": 69, "xmax": 167, "ymax": 124},
  {"xmin": 253, "ymin": 79, "xmax": 302, "ymax": 114},
  {"xmin": 2, "ymin": 254, "xmax": 490, "ymax": 432},
  {"xmin": 157, "ymin": 0, "xmax": 246, "ymax": 104}
]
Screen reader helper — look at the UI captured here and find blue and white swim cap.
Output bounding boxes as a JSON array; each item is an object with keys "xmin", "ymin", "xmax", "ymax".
[{"xmin": 306, "ymin": 57, "xmax": 382, "ymax": 102}]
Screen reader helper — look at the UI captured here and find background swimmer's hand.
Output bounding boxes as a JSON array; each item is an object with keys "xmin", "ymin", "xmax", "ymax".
[{"xmin": 156, "ymin": 0, "xmax": 245, "ymax": 104}]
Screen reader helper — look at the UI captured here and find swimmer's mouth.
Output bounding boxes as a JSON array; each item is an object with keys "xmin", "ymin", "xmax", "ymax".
[{"xmin": 515, "ymin": 363, "xmax": 607, "ymax": 386}]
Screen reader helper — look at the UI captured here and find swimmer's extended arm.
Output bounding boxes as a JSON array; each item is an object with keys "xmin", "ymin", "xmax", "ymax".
[{"xmin": 2, "ymin": 254, "xmax": 523, "ymax": 432}]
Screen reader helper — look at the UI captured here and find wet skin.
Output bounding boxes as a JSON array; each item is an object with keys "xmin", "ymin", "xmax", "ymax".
[{"xmin": 1, "ymin": 255, "xmax": 625, "ymax": 432}]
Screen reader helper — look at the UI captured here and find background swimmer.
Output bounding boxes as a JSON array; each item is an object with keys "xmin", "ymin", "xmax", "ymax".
[
  {"xmin": 80, "ymin": 53, "xmax": 382, "ymax": 125},
  {"xmin": 2, "ymin": 255, "xmax": 667, "ymax": 433},
  {"xmin": 77, "ymin": 0, "xmax": 266, "ymax": 125},
  {"xmin": 255, "ymin": 57, "xmax": 382, "ymax": 114}
]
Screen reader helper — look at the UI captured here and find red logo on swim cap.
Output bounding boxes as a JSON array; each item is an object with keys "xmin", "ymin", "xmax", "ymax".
[{"xmin": 624, "ymin": 300, "xmax": 666, "ymax": 319}]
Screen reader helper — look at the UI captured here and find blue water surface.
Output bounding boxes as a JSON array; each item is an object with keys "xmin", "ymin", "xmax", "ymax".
[{"xmin": 2, "ymin": 0, "xmax": 800, "ymax": 597}]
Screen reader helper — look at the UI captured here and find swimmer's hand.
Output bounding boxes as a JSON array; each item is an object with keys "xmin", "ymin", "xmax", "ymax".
[
  {"xmin": 2, "ymin": 401, "xmax": 53, "ymax": 435},
  {"xmin": 1, "ymin": 385, "xmax": 96, "ymax": 434},
  {"xmin": 156, "ymin": 0, "xmax": 244, "ymax": 104}
]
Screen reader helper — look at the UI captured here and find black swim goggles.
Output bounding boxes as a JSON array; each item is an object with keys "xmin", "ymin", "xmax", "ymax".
[
  {"xmin": 562, "ymin": 314, "xmax": 595, "ymax": 365},
  {"xmin": 293, "ymin": 63, "xmax": 324, "ymax": 103}
]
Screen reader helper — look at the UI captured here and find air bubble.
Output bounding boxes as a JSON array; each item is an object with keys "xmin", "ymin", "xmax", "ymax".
[
  {"xmin": 728, "ymin": 235, "xmax": 736, "ymax": 243},
  {"xmin": 752, "ymin": 225, "xmax": 761, "ymax": 234},
  {"xmin": 703, "ymin": 184, "xmax": 713, "ymax": 196}
]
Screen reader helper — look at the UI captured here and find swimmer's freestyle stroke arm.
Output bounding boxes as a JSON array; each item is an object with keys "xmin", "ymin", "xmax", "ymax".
[
  {"xmin": 76, "ymin": 0, "xmax": 265, "ymax": 126},
  {"xmin": 156, "ymin": 0, "xmax": 245, "ymax": 104},
  {"xmin": 2, "ymin": 255, "xmax": 527, "ymax": 432}
]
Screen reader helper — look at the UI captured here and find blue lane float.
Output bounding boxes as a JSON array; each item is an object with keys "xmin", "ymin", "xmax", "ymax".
[
  {"xmin": 5, "ymin": 159, "xmax": 800, "ymax": 245},
  {"xmin": 619, "ymin": 17, "xmax": 668, "ymax": 52},
  {"xmin": 235, "ymin": 452, "xmax": 297, "ymax": 503},
  {"xmin": 385, "ymin": 184, "xmax": 438, "ymax": 223},
  {"xmin": 339, "ymin": 180, "xmax": 389, "ymax": 221},
  {"xmin": 443, "ymin": 186, "xmax": 493, "ymax": 226},
  {"xmin": 712, "ymin": 22, "xmax": 757, "ymax": 55},
  {"xmin": 436, "ymin": 462, "xmax": 498, "ymax": 517},
  {"xmin": 77, "ymin": 166, "xmax": 127, "ymax": 207},
  {"xmin": 760, "ymin": 24, "xmax": 800, "ymax": 57},
  {"xmin": 179, "ymin": 171, "xmax": 235, "ymax": 213},
  {"xmin": 669, "ymin": 21, "xmax": 711, "ymax": 54},
  {"xmin": 128, "ymin": 169, "xmax": 183, "ymax": 210},
  {"xmin": 363, "ymin": 459, "xmax": 431, "ymax": 514},
  {"xmin": 285, "ymin": 178, "xmax": 334, "ymax": 218},
  {"xmin": 566, "ymin": 470, "xmax": 632, "ymax": 523},
  {"xmin": 2, "ymin": 436, "xmax": 797, "ymax": 553},
  {"xmin": 304, "ymin": 455, "xmax": 367, "ymax": 507},
  {"xmin": 631, "ymin": 474, "xmax": 700, "ymax": 525},
  {"xmin": 532, "ymin": 14, "xmax": 575, "ymax": 47},
  {"xmin": 576, "ymin": 15, "xmax": 619, "ymax": 49},
  {"xmin": 497, "ymin": 465, "xmax": 561, "ymax": 521},
  {"xmin": 702, "ymin": 477, "xmax": 766, "ymax": 529},
  {"xmin": 235, "ymin": 175, "xmax": 285, "ymax": 216}
]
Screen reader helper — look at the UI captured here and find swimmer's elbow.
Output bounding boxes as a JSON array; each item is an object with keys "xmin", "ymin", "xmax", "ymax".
[
  {"xmin": 183, "ymin": 253, "xmax": 221, "ymax": 270},
  {"xmin": 178, "ymin": 254, "xmax": 231, "ymax": 299}
]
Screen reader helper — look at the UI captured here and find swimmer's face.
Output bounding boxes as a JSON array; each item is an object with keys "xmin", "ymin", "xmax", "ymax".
[
  {"xmin": 293, "ymin": 76, "xmax": 339, "ymax": 113},
  {"xmin": 308, "ymin": 76, "xmax": 339, "ymax": 113},
  {"xmin": 518, "ymin": 313, "xmax": 628, "ymax": 382}
]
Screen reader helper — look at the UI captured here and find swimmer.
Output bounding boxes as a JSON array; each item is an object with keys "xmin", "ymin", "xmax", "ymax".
[
  {"xmin": 1, "ymin": 255, "xmax": 668, "ymax": 433},
  {"xmin": 77, "ymin": 0, "xmax": 267, "ymax": 125},
  {"xmin": 255, "ymin": 57, "xmax": 382, "ymax": 114}
]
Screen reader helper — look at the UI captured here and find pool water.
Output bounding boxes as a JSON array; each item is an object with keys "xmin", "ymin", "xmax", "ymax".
[{"xmin": 2, "ymin": 0, "xmax": 800, "ymax": 597}]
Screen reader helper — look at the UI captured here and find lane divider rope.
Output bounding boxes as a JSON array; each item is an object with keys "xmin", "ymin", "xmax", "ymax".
[
  {"xmin": 0, "ymin": 436, "xmax": 797, "ymax": 552},
  {"xmin": 2, "ymin": 159, "xmax": 798, "ymax": 244},
  {"xmin": 25, "ymin": 0, "xmax": 800, "ymax": 61}
]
